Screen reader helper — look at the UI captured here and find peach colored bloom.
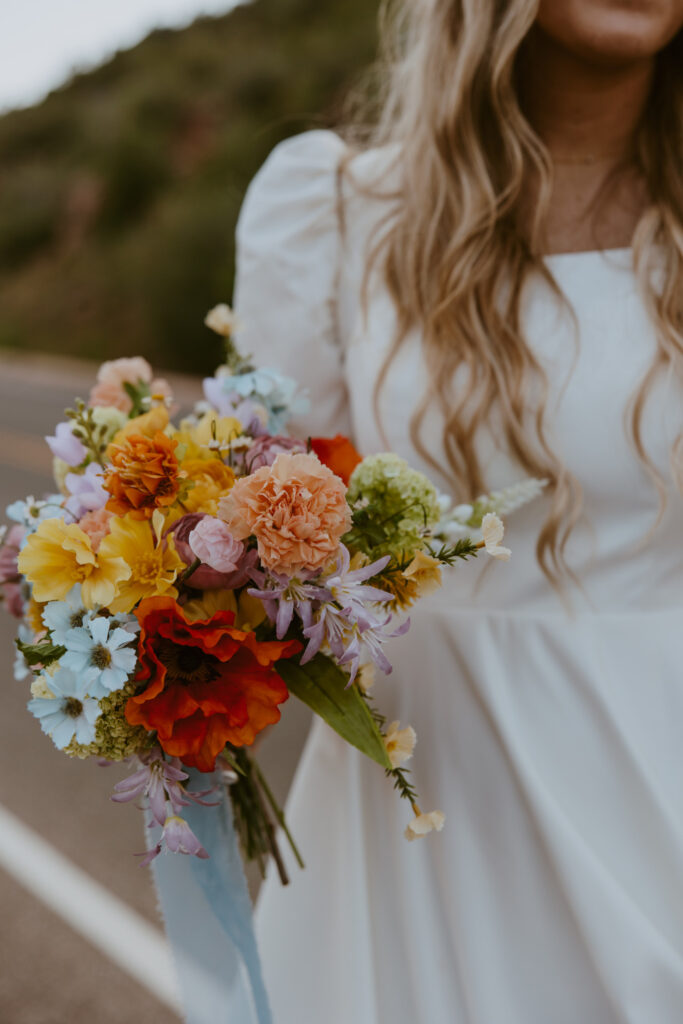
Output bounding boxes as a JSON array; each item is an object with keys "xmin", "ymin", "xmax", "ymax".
[
  {"xmin": 219, "ymin": 452, "xmax": 351, "ymax": 575},
  {"xmin": 78, "ymin": 508, "xmax": 113, "ymax": 551},
  {"xmin": 89, "ymin": 357, "xmax": 172, "ymax": 413}
]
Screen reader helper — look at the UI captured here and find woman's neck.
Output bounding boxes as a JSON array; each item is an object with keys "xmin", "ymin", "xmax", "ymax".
[{"xmin": 518, "ymin": 28, "xmax": 653, "ymax": 253}]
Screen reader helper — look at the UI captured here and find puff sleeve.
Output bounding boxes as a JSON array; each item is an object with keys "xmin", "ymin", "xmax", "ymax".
[{"xmin": 233, "ymin": 130, "xmax": 351, "ymax": 439}]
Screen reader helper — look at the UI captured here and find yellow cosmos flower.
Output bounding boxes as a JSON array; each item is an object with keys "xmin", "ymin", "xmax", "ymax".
[
  {"xmin": 181, "ymin": 457, "xmax": 235, "ymax": 515},
  {"xmin": 18, "ymin": 519, "xmax": 130, "ymax": 608},
  {"xmin": 183, "ymin": 588, "xmax": 266, "ymax": 631},
  {"xmin": 101, "ymin": 510, "xmax": 185, "ymax": 614},
  {"xmin": 402, "ymin": 551, "xmax": 443, "ymax": 597}
]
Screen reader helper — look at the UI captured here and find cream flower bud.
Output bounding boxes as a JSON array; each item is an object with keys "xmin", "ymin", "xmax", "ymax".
[
  {"xmin": 481, "ymin": 512, "xmax": 511, "ymax": 561},
  {"xmin": 404, "ymin": 810, "xmax": 446, "ymax": 841},
  {"xmin": 356, "ymin": 662, "xmax": 376, "ymax": 694},
  {"xmin": 402, "ymin": 551, "xmax": 443, "ymax": 597},
  {"xmin": 204, "ymin": 303, "xmax": 239, "ymax": 337},
  {"xmin": 384, "ymin": 721, "xmax": 417, "ymax": 768}
]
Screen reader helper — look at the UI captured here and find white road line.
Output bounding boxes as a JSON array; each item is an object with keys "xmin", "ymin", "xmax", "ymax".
[{"xmin": 0, "ymin": 803, "xmax": 183, "ymax": 1014}]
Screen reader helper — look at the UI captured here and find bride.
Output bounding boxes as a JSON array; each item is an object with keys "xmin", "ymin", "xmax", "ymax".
[{"xmin": 232, "ymin": 1, "xmax": 683, "ymax": 1021}]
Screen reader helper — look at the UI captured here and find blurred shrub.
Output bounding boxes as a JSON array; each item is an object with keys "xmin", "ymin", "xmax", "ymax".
[{"xmin": 0, "ymin": 0, "xmax": 380, "ymax": 372}]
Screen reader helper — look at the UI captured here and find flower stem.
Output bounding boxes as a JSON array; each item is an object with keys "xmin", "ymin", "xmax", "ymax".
[{"xmin": 252, "ymin": 760, "xmax": 305, "ymax": 871}]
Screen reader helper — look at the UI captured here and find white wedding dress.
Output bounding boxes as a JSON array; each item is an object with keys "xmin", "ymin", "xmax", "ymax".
[{"xmin": 233, "ymin": 130, "xmax": 683, "ymax": 1023}]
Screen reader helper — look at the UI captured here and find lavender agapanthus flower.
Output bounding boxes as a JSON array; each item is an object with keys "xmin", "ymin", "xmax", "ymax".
[
  {"xmin": 140, "ymin": 816, "xmax": 209, "ymax": 865},
  {"xmin": 249, "ymin": 570, "xmax": 331, "ymax": 639},
  {"xmin": 64, "ymin": 463, "xmax": 108, "ymax": 519},
  {"xmin": 112, "ymin": 748, "xmax": 217, "ymax": 824},
  {"xmin": 250, "ymin": 545, "xmax": 408, "ymax": 684},
  {"xmin": 45, "ymin": 422, "xmax": 87, "ymax": 467},
  {"xmin": 112, "ymin": 748, "xmax": 216, "ymax": 863}
]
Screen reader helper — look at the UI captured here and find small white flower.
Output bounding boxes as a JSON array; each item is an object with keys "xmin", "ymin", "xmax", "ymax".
[
  {"xmin": 481, "ymin": 513, "xmax": 511, "ymax": 561},
  {"xmin": 405, "ymin": 810, "xmax": 446, "ymax": 841},
  {"xmin": 204, "ymin": 303, "xmax": 239, "ymax": 337},
  {"xmin": 384, "ymin": 721, "xmax": 416, "ymax": 768},
  {"xmin": 61, "ymin": 616, "xmax": 137, "ymax": 698}
]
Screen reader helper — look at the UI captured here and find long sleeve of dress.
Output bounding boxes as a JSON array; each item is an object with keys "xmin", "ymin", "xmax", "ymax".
[{"xmin": 233, "ymin": 130, "xmax": 351, "ymax": 439}]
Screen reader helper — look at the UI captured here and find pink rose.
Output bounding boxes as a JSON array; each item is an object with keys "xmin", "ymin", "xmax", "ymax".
[
  {"xmin": 244, "ymin": 435, "xmax": 307, "ymax": 472},
  {"xmin": 0, "ymin": 525, "xmax": 23, "ymax": 584},
  {"xmin": 167, "ymin": 514, "xmax": 256, "ymax": 589},
  {"xmin": 218, "ymin": 452, "xmax": 351, "ymax": 575},
  {"xmin": 89, "ymin": 357, "xmax": 172, "ymax": 413},
  {"xmin": 189, "ymin": 518, "xmax": 245, "ymax": 573}
]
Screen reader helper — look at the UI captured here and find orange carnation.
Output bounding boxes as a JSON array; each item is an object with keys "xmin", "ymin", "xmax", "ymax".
[
  {"xmin": 310, "ymin": 435, "xmax": 363, "ymax": 485},
  {"xmin": 125, "ymin": 596, "xmax": 301, "ymax": 771},
  {"xmin": 104, "ymin": 430, "xmax": 181, "ymax": 520}
]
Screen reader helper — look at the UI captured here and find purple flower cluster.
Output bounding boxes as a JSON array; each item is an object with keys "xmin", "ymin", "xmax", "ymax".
[
  {"xmin": 249, "ymin": 545, "xmax": 409, "ymax": 685},
  {"xmin": 112, "ymin": 748, "xmax": 218, "ymax": 864}
]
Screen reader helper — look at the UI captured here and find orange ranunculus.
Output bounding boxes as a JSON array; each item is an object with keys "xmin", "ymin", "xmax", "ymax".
[
  {"xmin": 310, "ymin": 435, "xmax": 363, "ymax": 485},
  {"xmin": 104, "ymin": 430, "xmax": 181, "ymax": 520},
  {"xmin": 125, "ymin": 597, "xmax": 300, "ymax": 771}
]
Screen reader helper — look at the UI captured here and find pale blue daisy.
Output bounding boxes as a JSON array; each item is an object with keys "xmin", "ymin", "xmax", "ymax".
[
  {"xmin": 28, "ymin": 667, "xmax": 101, "ymax": 749},
  {"xmin": 61, "ymin": 616, "xmax": 138, "ymax": 698},
  {"xmin": 42, "ymin": 585, "xmax": 95, "ymax": 646}
]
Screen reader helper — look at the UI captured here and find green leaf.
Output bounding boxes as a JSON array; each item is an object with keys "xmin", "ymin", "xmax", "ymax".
[
  {"xmin": 15, "ymin": 637, "xmax": 66, "ymax": 668},
  {"xmin": 276, "ymin": 654, "xmax": 392, "ymax": 770}
]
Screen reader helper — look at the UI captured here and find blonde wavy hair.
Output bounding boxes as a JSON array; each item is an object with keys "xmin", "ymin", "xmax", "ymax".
[{"xmin": 343, "ymin": 0, "xmax": 683, "ymax": 586}]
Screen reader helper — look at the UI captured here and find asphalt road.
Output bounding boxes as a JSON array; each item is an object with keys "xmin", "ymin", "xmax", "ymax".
[{"xmin": 0, "ymin": 352, "xmax": 311, "ymax": 1023}]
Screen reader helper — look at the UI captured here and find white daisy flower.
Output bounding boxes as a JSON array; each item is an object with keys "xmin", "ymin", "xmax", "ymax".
[
  {"xmin": 61, "ymin": 616, "xmax": 137, "ymax": 698},
  {"xmin": 42, "ymin": 585, "xmax": 95, "ymax": 645},
  {"xmin": 28, "ymin": 667, "xmax": 101, "ymax": 749}
]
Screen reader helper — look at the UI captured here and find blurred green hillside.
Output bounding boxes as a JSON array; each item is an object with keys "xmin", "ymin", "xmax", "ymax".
[{"xmin": 0, "ymin": 0, "xmax": 379, "ymax": 374}]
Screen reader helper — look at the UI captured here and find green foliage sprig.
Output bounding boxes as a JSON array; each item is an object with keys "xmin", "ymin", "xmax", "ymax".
[{"xmin": 64, "ymin": 400, "xmax": 109, "ymax": 467}]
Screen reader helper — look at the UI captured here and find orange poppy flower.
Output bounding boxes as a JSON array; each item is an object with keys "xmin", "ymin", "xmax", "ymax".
[
  {"xmin": 310, "ymin": 434, "xmax": 363, "ymax": 485},
  {"xmin": 125, "ymin": 596, "xmax": 300, "ymax": 772},
  {"xmin": 104, "ymin": 430, "xmax": 181, "ymax": 520}
]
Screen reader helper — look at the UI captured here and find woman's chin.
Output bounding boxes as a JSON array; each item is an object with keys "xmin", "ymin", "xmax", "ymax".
[{"xmin": 535, "ymin": 0, "xmax": 683, "ymax": 66}]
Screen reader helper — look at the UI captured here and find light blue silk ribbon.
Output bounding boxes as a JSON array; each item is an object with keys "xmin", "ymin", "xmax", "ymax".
[{"xmin": 147, "ymin": 769, "xmax": 272, "ymax": 1024}]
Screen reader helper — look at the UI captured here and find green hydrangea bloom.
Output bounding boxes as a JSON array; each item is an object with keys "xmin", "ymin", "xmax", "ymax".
[
  {"xmin": 346, "ymin": 454, "xmax": 439, "ymax": 560},
  {"xmin": 65, "ymin": 682, "xmax": 152, "ymax": 762}
]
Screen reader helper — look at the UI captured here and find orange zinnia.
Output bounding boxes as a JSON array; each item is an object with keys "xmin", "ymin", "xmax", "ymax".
[
  {"xmin": 310, "ymin": 434, "xmax": 363, "ymax": 485},
  {"xmin": 125, "ymin": 596, "xmax": 300, "ymax": 772},
  {"xmin": 104, "ymin": 430, "xmax": 180, "ymax": 520}
]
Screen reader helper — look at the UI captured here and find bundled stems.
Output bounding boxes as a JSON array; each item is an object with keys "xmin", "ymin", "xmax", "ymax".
[{"xmin": 229, "ymin": 748, "xmax": 303, "ymax": 885}]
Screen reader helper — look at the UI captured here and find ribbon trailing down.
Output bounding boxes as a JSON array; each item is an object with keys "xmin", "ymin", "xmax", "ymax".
[{"xmin": 147, "ymin": 768, "xmax": 272, "ymax": 1024}]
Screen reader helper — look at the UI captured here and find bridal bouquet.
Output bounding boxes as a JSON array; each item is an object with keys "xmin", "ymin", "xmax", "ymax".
[{"xmin": 0, "ymin": 305, "xmax": 543, "ymax": 881}]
